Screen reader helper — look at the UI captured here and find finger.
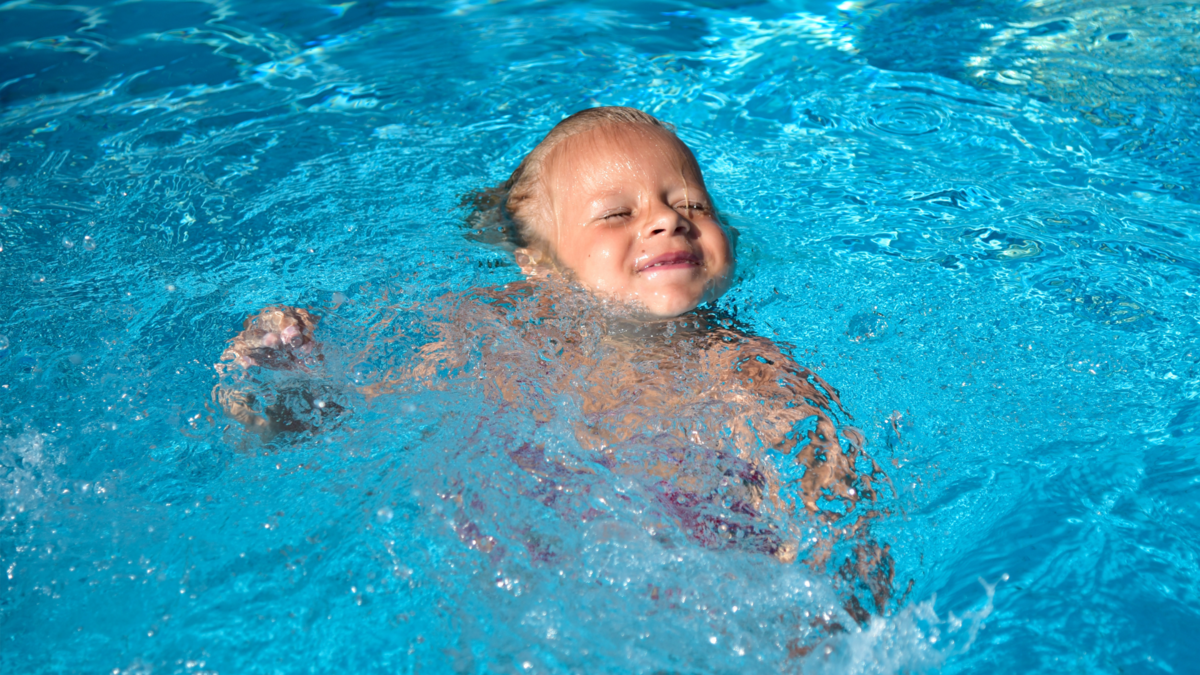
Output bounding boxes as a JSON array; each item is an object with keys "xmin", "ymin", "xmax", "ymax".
[{"xmin": 280, "ymin": 324, "xmax": 302, "ymax": 346}]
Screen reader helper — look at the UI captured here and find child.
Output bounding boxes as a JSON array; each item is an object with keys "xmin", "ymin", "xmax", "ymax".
[{"xmin": 215, "ymin": 107, "xmax": 893, "ymax": 620}]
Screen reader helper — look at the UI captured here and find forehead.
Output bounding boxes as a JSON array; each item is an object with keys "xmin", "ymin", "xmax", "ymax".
[{"xmin": 544, "ymin": 123, "xmax": 705, "ymax": 194}]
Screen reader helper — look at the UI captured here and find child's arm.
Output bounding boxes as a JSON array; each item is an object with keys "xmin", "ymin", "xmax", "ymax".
[
  {"xmin": 214, "ymin": 296, "xmax": 492, "ymax": 436},
  {"xmin": 715, "ymin": 332, "xmax": 896, "ymax": 617},
  {"xmin": 709, "ymin": 332, "xmax": 882, "ymax": 512}
]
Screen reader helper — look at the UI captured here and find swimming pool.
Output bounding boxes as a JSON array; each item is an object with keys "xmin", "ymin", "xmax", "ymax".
[{"xmin": 2, "ymin": 0, "xmax": 1198, "ymax": 672}]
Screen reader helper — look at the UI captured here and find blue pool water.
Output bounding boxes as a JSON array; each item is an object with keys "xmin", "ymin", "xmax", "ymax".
[{"xmin": 3, "ymin": 0, "xmax": 1199, "ymax": 672}]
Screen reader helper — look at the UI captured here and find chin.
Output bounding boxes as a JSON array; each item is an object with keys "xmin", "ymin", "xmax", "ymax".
[
  {"xmin": 638, "ymin": 276, "xmax": 731, "ymax": 317},
  {"xmin": 640, "ymin": 294, "xmax": 703, "ymax": 318}
]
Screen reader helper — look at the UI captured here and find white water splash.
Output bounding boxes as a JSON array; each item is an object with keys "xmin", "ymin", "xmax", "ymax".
[
  {"xmin": 0, "ymin": 429, "xmax": 60, "ymax": 522},
  {"xmin": 804, "ymin": 576, "xmax": 1001, "ymax": 674}
]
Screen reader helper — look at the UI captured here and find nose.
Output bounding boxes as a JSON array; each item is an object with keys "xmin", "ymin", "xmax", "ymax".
[{"xmin": 641, "ymin": 200, "xmax": 693, "ymax": 239}]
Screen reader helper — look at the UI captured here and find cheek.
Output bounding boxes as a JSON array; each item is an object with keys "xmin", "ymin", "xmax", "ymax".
[
  {"xmin": 583, "ymin": 233, "xmax": 623, "ymax": 263},
  {"xmin": 703, "ymin": 227, "xmax": 732, "ymax": 267},
  {"xmin": 554, "ymin": 231, "xmax": 607, "ymax": 274},
  {"xmin": 582, "ymin": 236, "xmax": 633, "ymax": 287}
]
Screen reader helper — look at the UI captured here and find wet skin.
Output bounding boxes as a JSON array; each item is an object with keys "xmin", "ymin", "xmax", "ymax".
[{"xmin": 526, "ymin": 124, "xmax": 734, "ymax": 317}]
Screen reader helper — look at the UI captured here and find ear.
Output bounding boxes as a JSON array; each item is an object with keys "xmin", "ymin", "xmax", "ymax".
[{"xmin": 514, "ymin": 247, "xmax": 552, "ymax": 276}]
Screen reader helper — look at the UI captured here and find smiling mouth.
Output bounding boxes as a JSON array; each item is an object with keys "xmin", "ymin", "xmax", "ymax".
[{"xmin": 638, "ymin": 251, "xmax": 702, "ymax": 272}]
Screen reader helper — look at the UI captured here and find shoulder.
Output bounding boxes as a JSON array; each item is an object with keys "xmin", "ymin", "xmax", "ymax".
[{"xmin": 698, "ymin": 325, "xmax": 843, "ymax": 412}]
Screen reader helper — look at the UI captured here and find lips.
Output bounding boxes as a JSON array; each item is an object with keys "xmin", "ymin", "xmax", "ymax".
[{"xmin": 637, "ymin": 250, "xmax": 701, "ymax": 272}]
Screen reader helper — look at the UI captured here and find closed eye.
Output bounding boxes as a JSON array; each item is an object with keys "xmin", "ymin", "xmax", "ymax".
[
  {"xmin": 675, "ymin": 202, "xmax": 710, "ymax": 213},
  {"xmin": 600, "ymin": 209, "xmax": 632, "ymax": 221}
]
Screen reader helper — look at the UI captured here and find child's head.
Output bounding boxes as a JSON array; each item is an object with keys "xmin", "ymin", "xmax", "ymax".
[{"xmin": 503, "ymin": 107, "xmax": 733, "ymax": 317}]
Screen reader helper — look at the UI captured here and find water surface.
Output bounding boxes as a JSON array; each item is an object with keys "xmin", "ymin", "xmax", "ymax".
[{"xmin": 2, "ymin": 0, "xmax": 1199, "ymax": 673}]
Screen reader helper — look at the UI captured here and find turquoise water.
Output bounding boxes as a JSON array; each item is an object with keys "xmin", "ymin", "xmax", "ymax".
[{"xmin": 2, "ymin": 0, "xmax": 1199, "ymax": 672}]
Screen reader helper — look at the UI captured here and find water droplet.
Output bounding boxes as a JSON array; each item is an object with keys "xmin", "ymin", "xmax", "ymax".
[
  {"xmin": 0, "ymin": 151, "xmax": 9, "ymax": 163},
  {"xmin": 166, "ymin": 284, "xmax": 176, "ymax": 292},
  {"xmin": 0, "ymin": 334, "xmax": 8, "ymax": 350},
  {"xmin": 0, "ymin": 205, "xmax": 12, "ymax": 218},
  {"xmin": 83, "ymin": 236, "xmax": 96, "ymax": 251},
  {"xmin": 62, "ymin": 236, "xmax": 74, "ymax": 249},
  {"xmin": 68, "ymin": 353, "xmax": 83, "ymax": 365},
  {"xmin": 376, "ymin": 507, "xmax": 394, "ymax": 523},
  {"xmin": 332, "ymin": 291, "xmax": 348, "ymax": 305}
]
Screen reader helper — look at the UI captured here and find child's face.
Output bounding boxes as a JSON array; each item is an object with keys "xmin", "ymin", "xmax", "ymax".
[{"xmin": 534, "ymin": 124, "xmax": 733, "ymax": 317}]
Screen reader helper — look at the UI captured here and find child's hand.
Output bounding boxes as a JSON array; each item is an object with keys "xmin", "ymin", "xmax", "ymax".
[
  {"xmin": 220, "ymin": 306, "xmax": 322, "ymax": 371},
  {"xmin": 214, "ymin": 306, "xmax": 331, "ymax": 440}
]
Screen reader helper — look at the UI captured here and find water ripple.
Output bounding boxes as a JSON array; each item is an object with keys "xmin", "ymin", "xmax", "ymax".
[{"xmin": 865, "ymin": 99, "xmax": 948, "ymax": 137}]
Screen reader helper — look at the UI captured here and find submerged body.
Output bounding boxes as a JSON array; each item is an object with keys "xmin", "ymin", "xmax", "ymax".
[
  {"xmin": 216, "ymin": 107, "xmax": 894, "ymax": 620},
  {"xmin": 216, "ymin": 283, "xmax": 894, "ymax": 618}
]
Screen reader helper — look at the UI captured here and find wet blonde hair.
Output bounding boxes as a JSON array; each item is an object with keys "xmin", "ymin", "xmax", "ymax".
[{"xmin": 463, "ymin": 106, "xmax": 680, "ymax": 250}]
